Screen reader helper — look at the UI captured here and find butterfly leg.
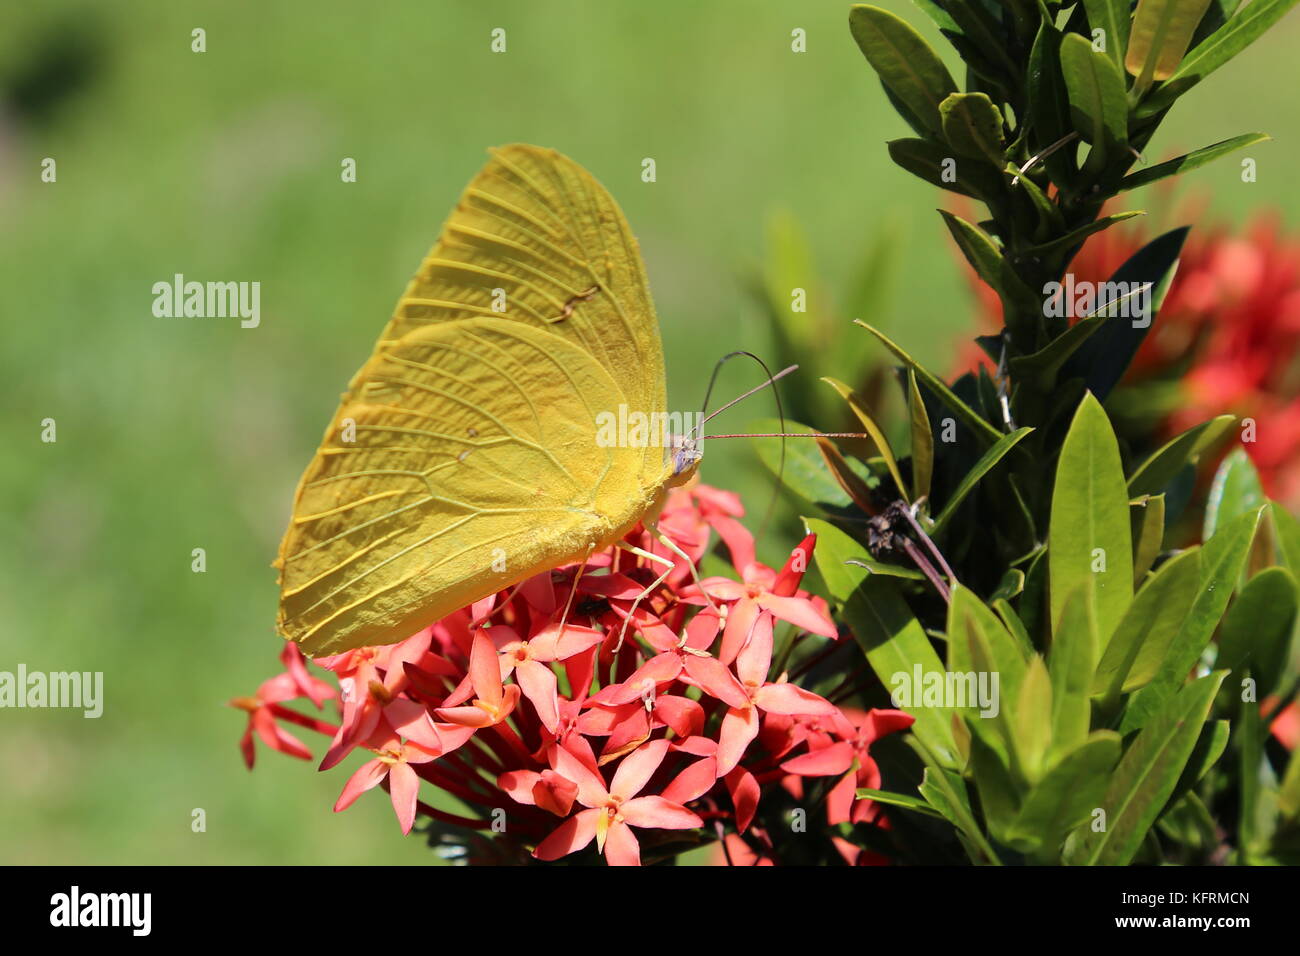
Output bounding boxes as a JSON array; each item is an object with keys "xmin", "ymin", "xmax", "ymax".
[
  {"xmin": 611, "ymin": 540, "xmax": 676, "ymax": 654},
  {"xmin": 646, "ymin": 519, "xmax": 719, "ymax": 615},
  {"xmin": 554, "ymin": 551, "xmax": 594, "ymax": 643}
]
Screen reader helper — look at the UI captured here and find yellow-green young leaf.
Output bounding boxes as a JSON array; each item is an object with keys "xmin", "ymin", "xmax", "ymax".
[
  {"xmin": 1015, "ymin": 656, "xmax": 1054, "ymax": 783},
  {"xmin": 1126, "ymin": 0, "xmax": 1215, "ymax": 83},
  {"xmin": 1008, "ymin": 731, "xmax": 1121, "ymax": 857},
  {"xmin": 821, "ymin": 377, "xmax": 908, "ymax": 501},
  {"xmin": 1071, "ymin": 671, "xmax": 1226, "ymax": 866},
  {"xmin": 907, "ymin": 369, "xmax": 934, "ymax": 503},
  {"xmin": 1131, "ymin": 494, "xmax": 1166, "ymax": 584},
  {"xmin": 849, "ymin": 5, "xmax": 958, "ymax": 136},
  {"xmin": 949, "ymin": 587, "xmax": 1028, "ymax": 770},
  {"xmin": 1127, "ymin": 414, "xmax": 1235, "ymax": 498},
  {"xmin": 854, "ymin": 787, "xmax": 943, "ymax": 817},
  {"xmin": 1050, "ymin": 392, "xmax": 1134, "ymax": 651},
  {"xmin": 1048, "ymin": 582, "xmax": 1098, "ymax": 762},
  {"xmin": 1138, "ymin": 0, "xmax": 1300, "ymax": 117},
  {"xmin": 1120, "ymin": 506, "xmax": 1264, "ymax": 733},
  {"xmin": 917, "ymin": 765, "xmax": 1002, "ymax": 864},
  {"xmin": 1093, "ymin": 547, "xmax": 1201, "ymax": 700},
  {"xmin": 1215, "ymin": 566, "xmax": 1297, "ymax": 700},
  {"xmin": 939, "ymin": 92, "xmax": 1006, "ymax": 165}
]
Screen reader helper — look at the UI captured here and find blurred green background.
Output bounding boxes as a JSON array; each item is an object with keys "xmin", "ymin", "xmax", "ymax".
[{"xmin": 1, "ymin": 0, "xmax": 1296, "ymax": 864}]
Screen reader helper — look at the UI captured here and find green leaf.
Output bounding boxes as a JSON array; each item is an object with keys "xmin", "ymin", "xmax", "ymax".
[
  {"xmin": 1093, "ymin": 547, "xmax": 1202, "ymax": 699},
  {"xmin": 1127, "ymin": 414, "xmax": 1236, "ymax": 498},
  {"xmin": 1279, "ymin": 747, "xmax": 1300, "ymax": 823},
  {"xmin": 918, "ymin": 765, "xmax": 1002, "ymax": 864},
  {"xmin": 1016, "ymin": 655, "xmax": 1055, "ymax": 783},
  {"xmin": 1169, "ymin": 719, "xmax": 1230, "ymax": 807},
  {"xmin": 939, "ymin": 92, "xmax": 1006, "ymax": 165},
  {"xmin": 1273, "ymin": 502, "xmax": 1300, "ymax": 571},
  {"xmin": 855, "ymin": 321, "xmax": 1004, "ymax": 445},
  {"xmin": 1126, "ymin": 0, "xmax": 1215, "ymax": 85},
  {"xmin": 854, "ymin": 786, "xmax": 944, "ymax": 817},
  {"xmin": 816, "ymin": 540, "xmax": 959, "ymax": 766},
  {"xmin": 937, "ymin": 211, "xmax": 1008, "ymax": 295},
  {"xmin": 1007, "ymin": 311, "xmax": 1112, "ymax": 391},
  {"xmin": 750, "ymin": 418, "xmax": 849, "ymax": 510},
  {"xmin": 1008, "ymin": 732, "xmax": 1121, "ymax": 856},
  {"xmin": 821, "ymin": 377, "xmax": 908, "ymax": 501},
  {"xmin": 969, "ymin": 731, "xmax": 1023, "ymax": 844},
  {"xmin": 948, "ymin": 586, "xmax": 1028, "ymax": 770},
  {"xmin": 1071, "ymin": 671, "xmax": 1227, "ymax": 865},
  {"xmin": 1058, "ymin": 32, "xmax": 1129, "ymax": 172},
  {"xmin": 1138, "ymin": 0, "xmax": 1300, "ymax": 117},
  {"xmin": 1050, "ymin": 392, "xmax": 1134, "ymax": 649},
  {"xmin": 1121, "ymin": 507, "xmax": 1264, "ymax": 732},
  {"xmin": 1120, "ymin": 133, "xmax": 1271, "ymax": 192},
  {"xmin": 886, "ymin": 138, "xmax": 1003, "ymax": 200},
  {"xmin": 1131, "ymin": 494, "xmax": 1166, "ymax": 584},
  {"xmin": 930, "ymin": 427, "xmax": 1033, "ymax": 534},
  {"xmin": 1049, "ymin": 582, "xmax": 1099, "ymax": 761},
  {"xmin": 1059, "ymin": 227, "xmax": 1190, "ymax": 400},
  {"xmin": 1204, "ymin": 447, "xmax": 1265, "ymax": 541},
  {"xmin": 1083, "ymin": 0, "xmax": 1132, "ymax": 71},
  {"xmin": 1022, "ymin": 210, "xmax": 1145, "ymax": 259},
  {"xmin": 1216, "ymin": 566, "xmax": 1297, "ymax": 700},
  {"xmin": 907, "ymin": 369, "xmax": 934, "ymax": 503},
  {"xmin": 1026, "ymin": 21, "xmax": 1077, "ymax": 184},
  {"xmin": 849, "ymin": 4, "xmax": 958, "ymax": 135}
]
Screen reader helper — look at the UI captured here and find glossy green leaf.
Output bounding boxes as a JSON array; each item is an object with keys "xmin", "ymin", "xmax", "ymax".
[
  {"xmin": 849, "ymin": 5, "xmax": 958, "ymax": 135},
  {"xmin": 1008, "ymin": 732, "xmax": 1121, "ymax": 855},
  {"xmin": 940, "ymin": 92, "xmax": 1006, "ymax": 164},
  {"xmin": 815, "ymin": 534, "xmax": 958, "ymax": 765},
  {"xmin": 1049, "ymin": 582, "xmax": 1098, "ymax": 761},
  {"xmin": 1093, "ymin": 547, "xmax": 1201, "ymax": 699},
  {"xmin": 1050, "ymin": 392, "xmax": 1134, "ymax": 649},
  {"xmin": 1121, "ymin": 507, "xmax": 1264, "ymax": 732},
  {"xmin": 1120, "ymin": 133, "xmax": 1270, "ymax": 192},
  {"xmin": 855, "ymin": 321, "xmax": 1003, "ymax": 445},
  {"xmin": 1204, "ymin": 447, "xmax": 1265, "ymax": 541},
  {"xmin": 1131, "ymin": 494, "xmax": 1166, "ymax": 584},
  {"xmin": 1138, "ymin": 0, "xmax": 1300, "ymax": 117},
  {"xmin": 1026, "ymin": 21, "xmax": 1077, "ymax": 184},
  {"xmin": 1071, "ymin": 671, "xmax": 1226, "ymax": 865},
  {"xmin": 1059, "ymin": 32, "xmax": 1129, "ymax": 171},
  {"xmin": 1216, "ymin": 566, "xmax": 1297, "ymax": 700},
  {"xmin": 931, "ymin": 427, "xmax": 1033, "ymax": 534},
  {"xmin": 1127, "ymin": 414, "xmax": 1235, "ymax": 498},
  {"xmin": 854, "ymin": 786, "xmax": 943, "ymax": 817}
]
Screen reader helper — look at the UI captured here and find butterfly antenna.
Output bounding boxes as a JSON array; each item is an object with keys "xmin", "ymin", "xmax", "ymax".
[{"xmin": 692, "ymin": 351, "xmax": 793, "ymax": 542}]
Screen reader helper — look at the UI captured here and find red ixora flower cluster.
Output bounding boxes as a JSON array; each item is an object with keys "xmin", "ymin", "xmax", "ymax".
[{"xmin": 232, "ymin": 481, "xmax": 912, "ymax": 865}]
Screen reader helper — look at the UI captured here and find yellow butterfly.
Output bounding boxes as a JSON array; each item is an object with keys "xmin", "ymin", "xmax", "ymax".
[{"xmin": 275, "ymin": 145, "xmax": 704, "ymax": 657}]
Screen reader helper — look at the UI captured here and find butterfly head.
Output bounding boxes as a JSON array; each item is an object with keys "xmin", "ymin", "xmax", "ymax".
[{"xmin": 668, "ymin": 433, "xmax": 702, "ymax": 484}]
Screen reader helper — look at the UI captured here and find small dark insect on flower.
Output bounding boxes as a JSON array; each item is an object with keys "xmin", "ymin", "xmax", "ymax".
[
  {"xmin": 866, "ymin": 500, "xmax": 913, "ymax": 562},
  {"xmin": 577, "ymin": 597, "xmax": 612, "ymax": 617}
]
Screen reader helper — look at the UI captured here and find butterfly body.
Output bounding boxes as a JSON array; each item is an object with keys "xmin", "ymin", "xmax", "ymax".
[{"xmin": 276, "ymin": 146, "xmax": 694, "ymax": 656}]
